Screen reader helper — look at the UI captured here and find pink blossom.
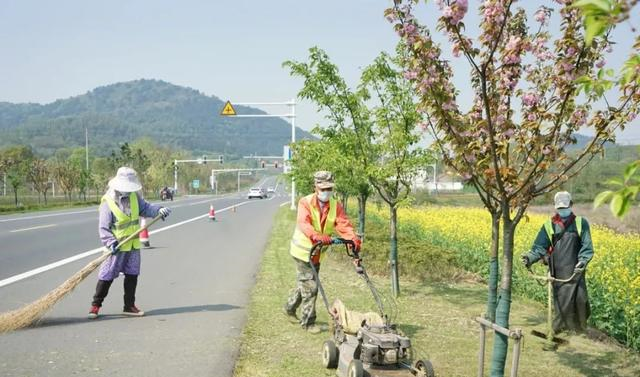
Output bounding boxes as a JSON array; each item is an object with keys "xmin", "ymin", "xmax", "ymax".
[
  {"xmin": 503, "ymin": 129, "xmax": 515, "ymax": 137},
  {"xmin": 542, "ymin": 146, "xmax": 552, "ymax": 155},
  {"xmin": 505, "ymin": 36, "xmax": 521, "ymax": 51},
  {"xmin": 527, "ymin": 157, "xmax": 535, "ymax": 164},
  {"xmin": 462, "ymin": 173, "xmax": 472, "ymax": 181},
  {"xmin": 566, "ymin": 47, "xmax": 577, "ymax": 57},
  {"xmin": 596, "ymin": 59, "xmax": 606, "ymax": 68},
  {"xmin": 403, "ymin": 70, "xmax": 418, "ymax": 80},
  {"xmin": 496, "ymin": 114, "xmax": 506, "ymax": 124},
  {"xmin": 534, "ymin": 9, "xmax": 547, "ymax": 24},
  {"xmin": 627, "ymin": 112, "xmax": 637, "ymax": 122},
  {"xmin": 527, "ymin": 113, "xmax": 537, "ymax": 121},
  {"xmin": 522, "ymin": 92, "xmax": 540, "ymax": 107},
  {"xmin": 452, "ymin": 42, "xmax": 462, "ymax": 57},
  {"xmin": 403, "ymin": 23, "xmax": 417, "ymax": 35}
]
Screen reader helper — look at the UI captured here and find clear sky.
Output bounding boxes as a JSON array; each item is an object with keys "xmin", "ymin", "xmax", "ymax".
[{"xmin": 1, "ymin": 0, "xmax": 639, "ymax": 144}]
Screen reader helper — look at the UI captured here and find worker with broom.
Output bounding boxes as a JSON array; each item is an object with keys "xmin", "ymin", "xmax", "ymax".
[
  {"xmin": 521, "ymin": 191, "xmax": 594, "ymax": 334},
  {"xmin": 88, "ymin": 167, "xmax": 171, "ymax": 319},
  {"xmin": 283, "ymin": 171, "xmax": 361, "ymax": 334}
]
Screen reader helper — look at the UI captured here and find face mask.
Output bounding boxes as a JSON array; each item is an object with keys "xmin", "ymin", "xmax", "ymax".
[
  {"xmin": 557, "ymin": 208, "xmax": 572, "ymax": 217},
  {"xmin": 317, "ymin": 191, "xmax": 332, "ymax": 202}
]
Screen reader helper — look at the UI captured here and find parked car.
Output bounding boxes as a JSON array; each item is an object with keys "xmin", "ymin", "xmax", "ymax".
[
  {"xmin": 267, "ymin": 187, "xmax": 275, "ymax": 193},
  {"xmin": 248, "ymin": 187, "xmax": 266, "ymax": 199},
  {"xmin": 160, "ymin": 187, "xmax": 174, "ymax": 201}
]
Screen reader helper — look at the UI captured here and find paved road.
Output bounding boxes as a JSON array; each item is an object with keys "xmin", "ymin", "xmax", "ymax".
[{"xmin": 0, "ymin": 176, "xmax": 288, "ymax": 377}]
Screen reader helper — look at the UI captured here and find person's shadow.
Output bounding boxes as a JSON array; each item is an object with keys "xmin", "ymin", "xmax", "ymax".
[{"xmin": 32, "ymin": 304, "xmax": 241, "ymax": 329}]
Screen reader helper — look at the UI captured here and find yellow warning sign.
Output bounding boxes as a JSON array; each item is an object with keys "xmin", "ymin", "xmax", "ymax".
[{"xmin": 221, "ymin": 101, "xmax": 236, "ymax": 116}]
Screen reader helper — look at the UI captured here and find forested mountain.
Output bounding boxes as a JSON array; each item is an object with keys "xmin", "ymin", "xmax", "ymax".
[{"xmin": 0, "ymin": 79, "xmax": 313, "ymax": 157}]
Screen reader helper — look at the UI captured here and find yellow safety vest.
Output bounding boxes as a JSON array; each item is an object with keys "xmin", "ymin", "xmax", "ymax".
[
  {"xmin": 102, "ymin": 192, "xmax": 141, "ymax": 251},
  {"xmin": 543, "ymin": 216, "xmax": 583, "ymax": 243},
  {"xmin": 289, "ymin": 194, "xmax": 337, "ymax": 262}
]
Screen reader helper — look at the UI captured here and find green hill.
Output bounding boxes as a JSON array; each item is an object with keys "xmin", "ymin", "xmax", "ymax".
[{"xmin": 0, "ymin": 79, "xmax": 314, "ymax": 157}]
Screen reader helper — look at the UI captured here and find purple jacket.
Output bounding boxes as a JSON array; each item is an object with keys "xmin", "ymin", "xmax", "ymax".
[{"xmin": 98, "ymin": 192, "xmax": 162, "ymax": 247}]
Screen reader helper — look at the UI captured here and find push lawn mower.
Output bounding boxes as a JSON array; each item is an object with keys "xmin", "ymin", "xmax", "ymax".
[{"xmin": 309, "ymin": 239, "xmax": 435, "ymax": 377}]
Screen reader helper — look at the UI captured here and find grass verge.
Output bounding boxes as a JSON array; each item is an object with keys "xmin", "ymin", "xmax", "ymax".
[{"xmin": 233, "ymin": 207, "xmax": 640, "ymax": 377}]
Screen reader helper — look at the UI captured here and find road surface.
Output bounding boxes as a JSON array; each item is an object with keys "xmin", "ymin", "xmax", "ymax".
[{"xmin": 0, "ymin": 176, "xmax": 287, "ymax": 377}]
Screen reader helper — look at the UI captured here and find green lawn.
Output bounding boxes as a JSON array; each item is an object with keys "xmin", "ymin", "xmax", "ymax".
[{"xmin": 233, "ymin": 207, "xmax": 640, "ymax": 377}]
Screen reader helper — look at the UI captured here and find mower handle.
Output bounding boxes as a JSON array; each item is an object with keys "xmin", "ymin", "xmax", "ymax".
[{"xmin": 308, "ymin": 238, "xmax": 359, "ymax": 264}]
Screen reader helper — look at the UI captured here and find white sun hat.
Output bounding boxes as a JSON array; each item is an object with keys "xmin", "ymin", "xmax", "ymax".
[{"xmin": 108, "ymin": 167, "xmax": 142, "ymax": 192}]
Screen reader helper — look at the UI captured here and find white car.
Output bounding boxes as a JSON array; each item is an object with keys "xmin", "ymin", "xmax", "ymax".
[
  {"xmin": 248, "ymin": 188, "xmax": 267, "ymax": 199},
  {"xmin": 267, "ymin": 187, "xmax": 275, "ymax": 193}
]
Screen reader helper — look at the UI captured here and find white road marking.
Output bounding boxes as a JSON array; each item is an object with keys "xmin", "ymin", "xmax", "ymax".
[
  {"xmin": 279, "ymin": 201, "xmax": 289, "ymax": 207},
  {"xmin": 9, "ymin": 224, "xmax": 57, "ymax": 233},
  {"xmin": 0, "ymin": 209, "xmax": 97, "ymax": 223},
  {"xmin": 0, "ymin": 200, "xmax": 255, "ymax": 288}
]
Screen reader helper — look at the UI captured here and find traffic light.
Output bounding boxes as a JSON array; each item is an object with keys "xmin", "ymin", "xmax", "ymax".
[
  {"xmin": 218, "ymin": 155, "xmax": 224, "ymax": 164},
  {"xmin": 261, "ymin": 161, "xmax": 265, "ymax": 168},
  {"xmin": 203, "ymin": 155, "xmax": 207, "ymax": 164}
]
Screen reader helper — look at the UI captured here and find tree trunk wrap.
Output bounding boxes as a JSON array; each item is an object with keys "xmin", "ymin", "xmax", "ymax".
[
  {"xmin": 486, "ymin": 213, "xmax": 500, "ymax": 322},
  {"xmin": 490, "ymin": 220, "xmax": 515, "ymax": 377},
  {"xmin": 390, "ymin": 206, "xmax": 399, "ymax": 297}
]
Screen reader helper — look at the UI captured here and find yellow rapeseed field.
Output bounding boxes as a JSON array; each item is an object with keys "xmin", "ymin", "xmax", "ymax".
[{"xmin": 370, "ymin": 205, "xmax": 640, "ymax": 350}]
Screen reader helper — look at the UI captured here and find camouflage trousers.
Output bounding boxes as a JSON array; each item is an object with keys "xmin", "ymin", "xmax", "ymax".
[{"xmin": 285, "ymin": 257, "xmax": 321, "ymax": 328}]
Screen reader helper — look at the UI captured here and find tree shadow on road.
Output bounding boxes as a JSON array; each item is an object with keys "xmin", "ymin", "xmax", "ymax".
[{"xmin": 34, "ymin": 304, "xmax": 241, "ymax": 328}]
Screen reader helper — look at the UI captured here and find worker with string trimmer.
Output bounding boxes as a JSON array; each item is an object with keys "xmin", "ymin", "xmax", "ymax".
[
  {"xmin": 88, "ymin": 167, "xmax": 171, "ymax": 319},
  {"xmin": 521, "ymin": 191, "xmax": 594, "ymax": 336}
]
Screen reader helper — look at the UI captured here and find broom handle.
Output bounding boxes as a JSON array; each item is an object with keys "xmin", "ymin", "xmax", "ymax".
[{"xmin": 104, "ymin": 214, "xmax": 164, "ymax": 254}]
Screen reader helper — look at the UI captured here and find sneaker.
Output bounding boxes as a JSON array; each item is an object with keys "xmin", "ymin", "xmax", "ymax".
[
  {"xmin": 283, "ymin": 305, "xmax": 299, "ymax": 324},
  {"xmin": 87, "ymin": 305, "xmax": 100, "ymax": 319},
  {"xmin": 122, "ymin": 305, "xmax": 145, "ymax": 316},
  {"xmin": 305, "ymin": 324, "xmax": 322, "ymax": 334}
]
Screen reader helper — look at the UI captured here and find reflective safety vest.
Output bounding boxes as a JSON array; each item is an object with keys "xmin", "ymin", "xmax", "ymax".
[
  {"xmin": 543, "ymin": 216, "xmax": 583, "ymax": 244},
  {"xmin": 289, "ymin": 194, "xmax": 337, "ymax": 262},
  {"xmin": 102, "ymin": 193, "xmax": 141, "ymax": 251}
]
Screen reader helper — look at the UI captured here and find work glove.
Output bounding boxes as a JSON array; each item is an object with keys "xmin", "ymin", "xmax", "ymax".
[
  {"xmin": 110, "ymin": 242, "xmax": 119, "ymax": 255},
  {"xmin": 159, "ymin": 207, "xmax": 171, "ymax": 220},
  {"xmin": 574, "ymin": 261, "xmax": 586, "ymax": 274},
  {"xmin": 521, "ymin": 254, "xmax": 531, "ymax": 269},
  {"xmin": 311, "ymin": 234, "xmax": 332, "ymax": 245}
]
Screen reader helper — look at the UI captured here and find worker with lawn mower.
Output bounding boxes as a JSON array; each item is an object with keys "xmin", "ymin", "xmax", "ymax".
[
  {"xmin": 284, "ymin": 171, "xmax": 361, "ymax": 334},
  {"xmin": 88, "ymin": 167, "xmax": 171, "ymax": 319},
  {"xmin": 521, "ymin": 191, "xmax": 594, "ymax": 335}
]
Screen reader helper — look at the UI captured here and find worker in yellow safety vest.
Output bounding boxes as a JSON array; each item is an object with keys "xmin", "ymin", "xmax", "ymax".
[{"xmin": 283, "ymin": 171, "xmax": 361, "ymax": 334}]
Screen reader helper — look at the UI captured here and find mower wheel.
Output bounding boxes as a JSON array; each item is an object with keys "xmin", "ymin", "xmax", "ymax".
[
  {"xmin": 347, "ymin": 359, "xmax": 364, "ymax": 377},
  {"xmin": 322, "ymin": 340, "xmax": 339, "ymax": 369},
  {"xmin": 413, "ymin": 359, "xmax": 435, "ymax": 377}
]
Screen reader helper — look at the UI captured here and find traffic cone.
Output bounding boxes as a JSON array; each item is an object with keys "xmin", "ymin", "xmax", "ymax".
[
  {"xmin": 208, "ymin": 205, "xmax": 216, "ymax": 221},
  {"xmin": 139, "ymin": 217, "xmax": 150, "ymax": 248}
]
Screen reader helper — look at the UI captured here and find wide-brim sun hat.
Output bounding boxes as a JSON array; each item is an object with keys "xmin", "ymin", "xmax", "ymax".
[
  {"xmin": 108, "ymin": 167, "xmax": 142, "ymax": 192},
  {"xmin": 314, "ymin": 170, "xmax": 335, "ymax": 189}
]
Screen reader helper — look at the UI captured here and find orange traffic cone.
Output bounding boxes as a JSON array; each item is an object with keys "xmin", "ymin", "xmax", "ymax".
[
  {"xmin": 140, "ymin": 217, "xmax": 150, "ymax": 248},
  {"xmin": 208, "ymin": 205, "xmax": 216, "ymax": 221}
]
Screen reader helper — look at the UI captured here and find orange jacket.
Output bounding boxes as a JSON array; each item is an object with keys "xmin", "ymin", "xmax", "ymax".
[{"xmin": 296, "ymin": 194, "xmax": 357, "ymax": 262}]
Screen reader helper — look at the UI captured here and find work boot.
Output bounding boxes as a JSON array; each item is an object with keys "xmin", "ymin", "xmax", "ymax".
[
  {"xmin": 122, "ymin": 305, "xmax": 145, "ymax": 317},
  {"xmin": 283, "ymin": 305, "xmax": 299, "ymax": 324},
  {"xmin": 304, "ymin": 324, "xmax": 322, "ymax": 334},
  {"xmin": 87, "ymin": 305, "xmax": 100, "ymax": 319}
]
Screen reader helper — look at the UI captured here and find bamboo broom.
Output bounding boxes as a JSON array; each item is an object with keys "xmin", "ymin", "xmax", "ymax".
[{"xmin": 0, "ymin": 214, "xmax": 164, "ymax": 333}]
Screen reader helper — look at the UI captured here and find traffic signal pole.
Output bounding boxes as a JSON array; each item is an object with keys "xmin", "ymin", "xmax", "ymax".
[{"xmin": 223, "ymin": 99, "xmax": 297, "ymax": 210}]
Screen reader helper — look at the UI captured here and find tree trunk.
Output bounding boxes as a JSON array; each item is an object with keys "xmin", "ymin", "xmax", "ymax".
[
  {"xmin": 489, "ymin": 217, "xmax": 516, "ymax": 377},
  {"xmin": 389, "ymin": 205, "xmax": 400, "ymax": 297},
  {"xmin": 341, "ymin": 193, "xmax": 349, "ymax": 213},
  {"xmin": 486, "ymin": 212, "xmax": 500, "ymax": 322},
  {"xmin": 43, "ymin": 190, "xmax": 48, "ymax": 205},
  {"xmin": 357, "ymin": 192, "xmax": 367, "ymax": 240},
  {"xmin": 13, "ymin": 187, "xmax": 18, "ymax": 207}
]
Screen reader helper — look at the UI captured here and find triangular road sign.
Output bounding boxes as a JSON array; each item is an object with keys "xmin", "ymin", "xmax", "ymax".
[{"xmin": 221, "ymin": 101, "xmax": 236, "ymax": 116}]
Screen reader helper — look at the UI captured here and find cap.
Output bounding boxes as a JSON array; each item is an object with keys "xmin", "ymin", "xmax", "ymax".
[
  {"xmin": 313, "ymin": 171, "xmax": 335, "ymax": 189},
  {"xmin": 554, "ymin": 191, "xmax": 572, "ymax": 209},
  {"xmin": 108, "ymin": 167, "xmax": 142, "ymax": 193}
]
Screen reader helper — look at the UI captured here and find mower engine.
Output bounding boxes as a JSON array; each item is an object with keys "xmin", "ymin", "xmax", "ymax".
[{"xmin": 358, "ymin": 325, "xmax": 411, "ymax": 366}]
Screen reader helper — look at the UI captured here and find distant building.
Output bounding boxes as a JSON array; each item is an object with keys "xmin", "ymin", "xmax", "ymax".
[{"xmin": 412, "ymin": 169, "xmax": 463, "ymax": 192}]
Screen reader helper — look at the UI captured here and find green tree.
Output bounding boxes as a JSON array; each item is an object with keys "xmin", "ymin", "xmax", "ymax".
[
  {"xmin": 27, "ymin": 158, "xmax": 51, "ymax": 204},
  {"xmin": 0, "ymin": 145, "xmax": 34, "ymax": 206}
]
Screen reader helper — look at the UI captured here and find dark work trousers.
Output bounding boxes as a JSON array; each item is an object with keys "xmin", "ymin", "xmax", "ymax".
[{"xmin": 91, "ymin": 274, "xmax": 138, "ymax": 309}]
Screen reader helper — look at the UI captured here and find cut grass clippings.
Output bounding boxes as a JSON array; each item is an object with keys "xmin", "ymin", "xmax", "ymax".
[{"xmin": 233, "ymin": 207, "xmax": 640, "ymax": 377}]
